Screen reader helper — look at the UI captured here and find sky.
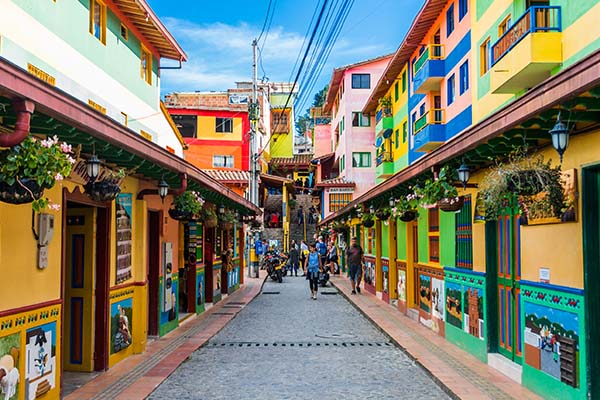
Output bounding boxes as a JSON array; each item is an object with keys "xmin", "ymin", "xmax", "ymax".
[{"xmin": 147, "ymin": 0, "xmax": 424, "ymax": 114}]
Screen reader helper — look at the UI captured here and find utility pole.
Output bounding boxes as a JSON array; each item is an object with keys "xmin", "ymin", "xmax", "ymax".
[{"xmin": 248, "ymin": 39, "xmax": 260, "ymax": 278}]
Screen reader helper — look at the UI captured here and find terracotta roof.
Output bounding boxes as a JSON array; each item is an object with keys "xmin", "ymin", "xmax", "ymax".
[
  {"xmin": 112, "ymin": 0, "xmax": 187, "ymax": 61},
  {"xmin": 260, "ymin": 173, "xmax": 293, "ymax": 188},
  {"xmin": 202, "ymin": 169, "xmax": 250, "ymax": 184},
  {"xmin": 323, "ymin": 54, "xmax": 394, "ymax": 113},
  {"xmin": 311, "ymin": 152, "xmax": 335, "ymax": 163},
  {"xmin": 316, "ymin": 177, "xmax": 355, "ymax": 188},
  {"xmin": 363, "ymin": 0, "xmax": 448, "ymax": 114},
  {"xmin": 269, "ymin": 154, "xmax": 313, "ymax": 166}
]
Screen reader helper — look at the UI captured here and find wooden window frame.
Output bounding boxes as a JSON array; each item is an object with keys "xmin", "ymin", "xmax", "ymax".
[
  {"xmin": 89, "ymin": 0, "xmax": 107, "ymax": 45},
  {"xmin": 480, "ymin": 37, "xmax": 491, "ymax": 76},
  {"xmin": 140, "ymin": 46, "xmax": 152, "ymax": 85},
  {"xmin": 120, "ymin": 23, "xmax": 128, "ymax": 41},
  {"xmin": 498, "ymin": 15, "xmax": 512, "ymax": 37},
  {"xmin": 428, "ymin": 208, "xmax": 440, "ymax": 263}
]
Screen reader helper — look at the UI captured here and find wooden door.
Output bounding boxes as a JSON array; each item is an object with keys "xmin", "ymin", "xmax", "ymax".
[
  {"xmin": 147, "ymin": 211, "xmax": 160, "ymax": 336},
  {"xmin": 497, "ymin": 196, "xmax": 522, "ymax": 364}
]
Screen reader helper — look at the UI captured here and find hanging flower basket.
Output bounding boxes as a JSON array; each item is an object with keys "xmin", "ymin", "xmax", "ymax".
[
  {"xmin": 399, "ymin": 210, "xmax": 418, "ymax": 222},
  {"xmin": 0, "ymin": 178, "xmax": 45, "ymax": 205},
  {"xmin": 220, "ymin": 221, "xmax": 234, "ymax": 231},
  {"xmin": 168, "ymin": 208, "xmax": 195, "ymax": 221},
  {"xmin": 375, "ymin": 209, "xmax": 391, "ymax": 220},
  {"xmin": 438, "ymin": 197, "xmax": 464, "ymax": 213},
  {"xmin": 84, "ymin": 180, "xmax": 121, "ymax": 202},
  {"xmin": 204, "ymin": 215, "xmax": 218, "ymax": 228}
]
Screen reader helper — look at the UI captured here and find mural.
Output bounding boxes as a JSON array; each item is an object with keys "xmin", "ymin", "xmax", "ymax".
[
  {"xmin": 524, "ymin": 302, "xmax": 579, "ymax": 387},
  {"xmin": 213, "ymin": 267, "xmax": 221, "ymax": 300},
  {"xmin": 445, "ymin": 281, "xmax": 463, "ymax": 329},
  {"xmin": 197, "ymin": 271, "xmax": 204, "ymax": 308},
  {"xmin": 431, "ymin": 278, "xmax": 445, "ymax": 334},
  {"xmin": 25, "ymin": 323, "xmax": 56, "ymax": 400},
  {"xmin": 419, "ymin": 274, "xmax": 431, "ymax": 313},
  {"xmin": 110, "ymin": 298, "xmax": 133, "ymax": 354},
  {"xmin": 397, "ymin": 269, "xmax": 406, "ymax": 303},
  {"xmin": 0, "ymin": 332, "xmax": 20, "ymax": 400},
  {"xmin": 115, "ymin": 193, "xmax": 133, "ymax": 284},
  {"xmin": 364, "ymin": 260, "xmax": 375, "ymax": 287},
  {"xmin": 464, "ymin": 288, "xmax": 484, "ymax": 339}
]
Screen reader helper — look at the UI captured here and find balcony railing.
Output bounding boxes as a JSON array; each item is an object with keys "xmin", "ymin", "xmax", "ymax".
[
  {"xmin": 491, "ymin": 6, "xmax": 561, "ymax": 65},
  {"xmin": 413, "ymin": 109, "xmax": 445, "ymax": 134},
  {"xmin": 376, "ymin": 151, "xmax": 393, "ymax": 166},
  {"xmin": 413, "ymin": 44, "xmax": 444, "ymax": 75}
]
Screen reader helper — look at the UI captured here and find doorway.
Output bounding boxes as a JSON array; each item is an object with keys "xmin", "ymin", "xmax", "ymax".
[
  {"xmin": 204, "ymin": 228, "xmax": 214, "ymax": 304},
  {"xmin": 406, "ymin": 223, "xmax": 419, "ymax": 312},
  {"xmin": 62, "ymin": 201, "xmax": 110, "ymax": 373},
  {"xmin": 147, "ymin": 211, "xmax": 160, "ymax": 337}
]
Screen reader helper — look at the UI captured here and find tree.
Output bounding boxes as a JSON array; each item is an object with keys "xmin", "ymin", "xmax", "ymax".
[{"xmin": 295, "ymin": 84, "xmax": 329, "ymax": 135}]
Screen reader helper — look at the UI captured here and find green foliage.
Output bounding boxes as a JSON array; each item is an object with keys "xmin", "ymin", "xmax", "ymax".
[
  {"xmin": 218, "ymin": 209, "xmax": 236, "ymax": 224},
  {"xmin": 414, "ymin": 165, "xmax": 459, "ymax": 208},
  {"xmin": 172, "ymin": 191, "xmax": 204, "ymax": 215},
  {"xmin": 378, "ymin": 95, "xmax": 392, "ymax": 109},
  {"xmin": 199, "ymin": 206, "xmax": 217, "ymax": 222}
]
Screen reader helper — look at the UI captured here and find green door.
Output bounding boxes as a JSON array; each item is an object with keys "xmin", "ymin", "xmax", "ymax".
[{"xmin": 497, "ymin": 196, "xmax": 523, "ymax": 364}]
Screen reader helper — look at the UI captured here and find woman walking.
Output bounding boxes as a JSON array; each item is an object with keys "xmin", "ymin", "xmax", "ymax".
[{"xmin": 304, "ymin": 243, "xmax": 322, "ymax": 300}]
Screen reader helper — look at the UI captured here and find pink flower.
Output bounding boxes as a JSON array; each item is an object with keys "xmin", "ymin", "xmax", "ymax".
[
  {"xmin": 48, "ymin": 203, "xmax": 61, "ymax": 211},
  {"xmin": 60, "ymin": 142, "xmax": 72, "ymax": 153},
  {"xmin": 40, "ymin": 138, "xmax": 53, "ymax": 148},
  {"xmin": 54, "ymin": 172, "xmax": 63, "ymax": 181},
  {"xmin": 67, "ymin": 155, "xmax": 76, "ymax": 164}
]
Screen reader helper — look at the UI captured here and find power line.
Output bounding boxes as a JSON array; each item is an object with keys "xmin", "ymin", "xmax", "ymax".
[
  {"xmin": 257, "ymin": 0, "xmax": 274, "ymax": 42},
  {"xmin": 260, "ymin": 0, "xmax": 278, "ymax": 48}
]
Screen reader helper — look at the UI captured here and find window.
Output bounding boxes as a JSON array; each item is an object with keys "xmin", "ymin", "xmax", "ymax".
[
  {"xmin": 352, "ymin": 152, "xmax": 371, "ymax": 168},
  {"xmin": 402, "ymin": 121, "xmax": 408, "ymax": 142},
  {"xmin": 216, "ymin": 117, "xmax": 233, "ymax": 133},
  {"xmin": 446, "ymin": 3, "xmax": 455, "ymax": 37},
  {"xmin": 498, "ymin": 15, "xmax": 512, "ymax": 36},
  {"xmin": 120, "ymin": 112, "xmax": 128, "ymax": 126},
  {"xmin": 458, "ymin": 0, "xmax": 468, "ymax": 21},
  {"xmin": 447, "ymin": 74, "xmax": 455, "ymax": 105},
  {"xmin": 351, "ymin": 73, "xmax": 371, "ymax": 89},
  {"xmin": 480, "ymin": 37, "xmax": 491, "ymax": 76},
  {"xmin": 428, "ymin": 208, "xmax": 440, "ymax": 263},
  {"xmin": 272, "ymin": 112, "xmax": 288, "ymax": 132},
  {"xmin": 89, "ymin": 0, "xmax": 106, "ymax": 44},
  {"xmin": 340, "ymin": 155, "xmax": 345, "ymax": 171},
  {"xmin": 455, "ymin": 195, "xmax": 473, "ymax": 269},
  {"xmin": 459, "ymin": 61, "xmax": 469, "ymax": 95},
  {"xmin": 394, "ymin": 82, "xmax": 399, "ymax": 102},
  {"xmin": 140, "ymin": 47, "xmax": 152, "ymax": 84},
  {"xmin": 329, "ymin": 193, "xmax": 352, "ymax": 212},
  {"xmin": 419, "ymin": 103, "xmax": 426, "ymax": 116},
  {"xmin": 120, "ymin": 23, "xmax": 128, "ymax": 40},
  {"xmin": 341, "ymin": 116, "xmax": 345, "ymax": 133},
  {"xmin": 352, "ymin": 112, "xmax": 370, "ymax": 127},
  {"xmin": 402, "ymin": 70, "xmax": 407, "ymax": 92},
  {"xmin": 394, "ymin": 129, "xmax": 399, "ymax": 149},
  {"xmin": 212, "ymin": 155, "xmax": 234, "ymax": 168}
]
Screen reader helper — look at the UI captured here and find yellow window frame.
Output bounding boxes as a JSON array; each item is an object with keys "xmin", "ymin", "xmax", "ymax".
[
  {"xmin": 140, "ymin": 46, "xmax": 152, "ymax": 85},
  {"xmin": 89, "ymin": 0, "xmax": 107, "ymax": 44}
]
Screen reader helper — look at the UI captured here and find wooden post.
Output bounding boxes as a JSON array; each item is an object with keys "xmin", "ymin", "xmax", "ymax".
[
  {"xmin": 388, "ymin": 218, "xmax": 398, "ymax": 300},
  {"xmin": 238, "ymin": 225, "xmax": 245, "ymax": 285},
  {"xmin": 375, "ymin": 219, "xmax": 383, "ymax": 294}
]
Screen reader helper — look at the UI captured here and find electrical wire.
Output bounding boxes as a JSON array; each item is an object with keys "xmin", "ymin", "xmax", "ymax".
[
  {"xmin": 260, "ymin": 0, "xmax": 278, "ymax": 48},
  {"xmin": 257, "ymin": 0, "xmax": 274, "ymax": 43}
]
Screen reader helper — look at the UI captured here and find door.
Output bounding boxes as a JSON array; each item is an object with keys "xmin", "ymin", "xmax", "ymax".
[
  {"xmin": 147, "ymin": 211, "xmax": 160, "ymax": 336},
  {"xmin": 433, "ymin": 29, "xmax": 441, "ymax": 57},
  {"xmin": 433, "ymin": 96, "xmax": 442, "ymax": 123},
  {"xmin": 204, "ymin": 227, "xmax": 214, "ymax": 304},
  {"xmin": 406, "ymin": 223, "xmax": 419, "ymax": 310},
  {"xmin": 497, "ymin": 196, "xmax": 522, "ymax": 363}
]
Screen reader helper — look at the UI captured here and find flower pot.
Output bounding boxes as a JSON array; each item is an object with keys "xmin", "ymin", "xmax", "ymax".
[
  {"xmin": 399, "ymin": 210, "xmax": 418, "ymax": 222},
  {"xmin": 168, "ymin": 208, "xmax": 194, "ymax": 221},
  {"xmin": 204, "ymin": 215, "xmax": 218, "ymax": 229},
  {"xmin": 0, "ymin": 179, "xmax": 45, "ymax": 205},
  {"xmin": 84, "ymin": 180, "xmax": 121, "ymax": 202},
  {"xmin": 375, "ymin": 210, "xmax": 391, "ymax": 220},
  {"xmin": 506, "ymin": 170, "xmax": 546, "ymax": 196},
  {"xmin": 220, "ymin": 221, "xmax": 234, "ymax": 231},
  {"xmin": 438, "ymin": 197, "xmax": 464, "ymax": 213},
  {"xmin": 362, "ymin": 219, "xmax": 375, "ymax": 228}
]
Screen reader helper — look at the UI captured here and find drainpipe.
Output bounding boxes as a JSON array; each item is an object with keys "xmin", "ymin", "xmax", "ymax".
[{"xmin": 0, "ymin": 99, "xmax": 35, "ymax": 147}]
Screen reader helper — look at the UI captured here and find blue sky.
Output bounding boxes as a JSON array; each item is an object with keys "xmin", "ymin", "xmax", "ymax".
[{"xmin": 148, "ymin": 0, "xmax": 423, "ymax": 113}]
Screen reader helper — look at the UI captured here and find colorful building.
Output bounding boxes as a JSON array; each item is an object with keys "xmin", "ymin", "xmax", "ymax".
[
  {"xmin": 322, "ymin": 1, "xmax": 600, "ymax": 399},
  {"xmin": 0, "ymin": 1, "xmax": 259, "ymax": 399}
]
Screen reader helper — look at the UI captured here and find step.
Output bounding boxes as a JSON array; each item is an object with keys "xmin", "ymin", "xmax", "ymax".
[{"xmin": 487, "ymin": 353, "xmax": 522, "ymax": 383}]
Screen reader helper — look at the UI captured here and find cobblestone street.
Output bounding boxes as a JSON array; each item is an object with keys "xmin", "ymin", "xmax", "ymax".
[{"xmin": 148, "ymin": 276, "xmax": 451, "ymax": 400}]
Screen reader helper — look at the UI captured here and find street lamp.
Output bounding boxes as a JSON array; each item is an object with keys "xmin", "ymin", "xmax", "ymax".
[
  {"xmin": 86, "ymin": 153, "xmax": 101, "ymax": 182},
  {"xmin": 389, "ymin": 197, "xmax": 395, "ymax": 207},
  {"xmin": 158, "ymin": 177, "xmax": 169, "ymax": 202},
  {"xmin": 369, "ymin": 204, "xmax": 375, "ymax": 214},
  {"xmin": 218, "ymin": 204, "xmax": 225, "ymax": 214},
  {"xmin": 457, "ymin": 163, "xmax": 470, "ymax": 189},
  {"xmin": 549, "ymin": 112, "xmax": 570, "ymax": 163}
]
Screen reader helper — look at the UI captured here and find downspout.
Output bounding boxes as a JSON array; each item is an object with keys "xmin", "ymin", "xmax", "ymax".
[{"xmin": 0, "ymin": 99, "xmax": 35, "ymax": 147}]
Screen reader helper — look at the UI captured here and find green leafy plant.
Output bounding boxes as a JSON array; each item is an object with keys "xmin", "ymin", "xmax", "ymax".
[
  {"xmin": 391, "ymin": 192, "xmax": 420, "ymax": 220},
  {"xmin": 378, "ymin": 95, "xmax": 392, "ymax": 113},
  {"xmin": 172, "ymin": 191, "xmax": 205, "ymax": 215},
  {"xmin": 414, "ymin": 165, "xmax": 459, "ymax": 209},
  {"xmin": 288, "ymin": 198, "xmax": 297, "ymax": 209},
  {"xmin": 0, "ymin": 135, "xmax": 76, "ymax": 211},
  {"xmin": 361, "ymin": 212, "xmax": 375, "ymax": 227},
  {"xmin": 479, "ymin": 149, "xmax": 564, "ymax": 221},
  {"xmin": 218, "ymin": 209, "xmax": 237, "ymax": 224}
]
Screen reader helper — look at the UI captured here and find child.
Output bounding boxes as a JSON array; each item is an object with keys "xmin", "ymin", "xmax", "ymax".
[{"xmin": 304, "ymin": 243, "xmax": 322, "ymax": 300}]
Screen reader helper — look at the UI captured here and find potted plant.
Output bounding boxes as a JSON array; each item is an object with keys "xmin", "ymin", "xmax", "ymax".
[
  {"xmin": 0, "ymin": 135, "xmax": 76, "ymax": 211},
  {"xmin": 375, "ymin": 206, "xmax": 392, "ymax": 220},
  {"xmin": 415, "ymin": 165, "xmax": 462, "ymax": 212},
  {"xmin": 378, "ymin": 96, "xmax": 393, "ymax": 117},
  {"xmin": 392, "ymin": 192, "xmax": 420, "ymax": 222},
  {"xmin": 169, "ymin": 191, "xmax": 204, "ymax": 221},
  {"xmin": 200, "ymin": 206, "xmax": 218, "ymax": 228},
  {"xmin": 84, "ymin": 169, "xmax": 125, "ymax": 202},
  {"xmin": 219, "ymin": 209, "xmax": 236, "ymax": 231},
  {"xmin": 361, "ymin": 212, "xmax": 375, "ymax": 228},
  {"xmin": 479, "ymin": 149, "xmax": 564, "ymax": 221}
]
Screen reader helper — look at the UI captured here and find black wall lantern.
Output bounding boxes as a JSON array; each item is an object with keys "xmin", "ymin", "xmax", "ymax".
[
  {"xmin": 389, "ymin": 197, "xmax": 395, "ymax": 207},
  {"xmin": 218, "ymin": 204, "xmax": 225, "ymax": 214},
  {"xmin": 549, "ymin": 112, "xmax": 570, "ymax": 163},
  {"xmin": 158, "ymin": 177, "xmax": 169, "ymax": 202},
  {"xmin": 86, "ymin": 153, "xmax": 101, "ymax": 182},
  {"xmin": 457, "ymin": 162, "xmax": 470, "ymax": 189},
  {"xmin": 369, "ymin": 204, "xmax": 375, "ymax": 214}
]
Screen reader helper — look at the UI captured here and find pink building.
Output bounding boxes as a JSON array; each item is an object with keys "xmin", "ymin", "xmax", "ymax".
[{"xmin": 322, "ymin": 55, "xmax": 393, "ymax": 200}]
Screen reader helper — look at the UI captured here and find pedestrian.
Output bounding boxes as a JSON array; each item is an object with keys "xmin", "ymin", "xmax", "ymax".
[
  {"xmin": 297, "ymin": 205, "xmax": 304, "ymax": 225},
  {"xmin": 271, "ymin": 211, "xmax": 279, "ymax": 228},
  {"xmin": 304, "ymin": 243, "xmax": 322, "ymax": 300},
  {"xmin": 308, "ymin": 205, "xmax": 316, "ymax": 224},
  {"xmin": 327, "ymin": 242, "xmax": 339, "ymax": 274},
  {"xmin": 316, "ymin": 236, "xmax": 328, "ymax": 268},
  {"xmin": 346, "ymin": 237, "xmax": 364, "ymax": 294},
  {"xmin": 289, "ymin": 243, "xmax": 300, "ymax": 277},
  {"xmin": 300, "ymin": 240, "xmax": 309, "ymax": 275}
]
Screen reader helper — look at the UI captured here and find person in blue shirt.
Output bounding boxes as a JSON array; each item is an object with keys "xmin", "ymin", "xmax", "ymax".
[
  {"xmin": 304, "ymin": 243, "xmax": 322, "ymax": 300},
  {"xmin": 316, "ymin": 236, "xmax": 328, "ymax": 268}
]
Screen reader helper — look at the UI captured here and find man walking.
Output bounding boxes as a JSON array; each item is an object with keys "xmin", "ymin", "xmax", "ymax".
[
  {"xmin": 316, "ymin": 236, "xmax": 328, "ymax": 269},
  {"xmin": 289, "ymin": 241, "xmax": 300, "ymax": 276},
  {"xmin": 297, "ymin": 205, "xmax": 304, "ymax": 225},
  {"xmin": 346, "ymin": 237, "xmax": 364, "ymax": 295}
]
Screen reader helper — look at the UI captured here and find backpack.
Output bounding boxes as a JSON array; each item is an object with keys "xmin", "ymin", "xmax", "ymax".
[{"xmin": 317, "ymin": 242, "xmax": 327, "ymax": 256}]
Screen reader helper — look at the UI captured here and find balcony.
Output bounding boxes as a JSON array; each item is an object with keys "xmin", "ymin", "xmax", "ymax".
[
  {"xmin": 375, "ymin": 109, "xmax": 394, "ymax": 136},
  {"xmin": 490, "ymin": 6, "xmax": 562, "ymax": 94},
  {"xmin": 412, "ymin": 44, "xmax": 445, "ymax": 94},
  {"xmin": 413, "ymin": 109, "xmax": 445, "ymax": 152},
  {"xmin": 376, "ymin": 151, "xmax": 394, "ymax": 179}
]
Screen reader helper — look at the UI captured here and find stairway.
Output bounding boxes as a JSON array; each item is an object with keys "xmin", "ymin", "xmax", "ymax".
[{"xmin": 289, "ymin": 194, "xmax": 317, "ymax": 245}]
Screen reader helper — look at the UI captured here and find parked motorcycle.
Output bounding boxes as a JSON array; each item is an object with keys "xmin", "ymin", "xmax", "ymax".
[
  {"xmin": 318, "ymin": 264, "xmax": 330, "ymax": 287},
  {"xmin": 262, "ymin": 253, "xmax": 286, "ymax": 283}
]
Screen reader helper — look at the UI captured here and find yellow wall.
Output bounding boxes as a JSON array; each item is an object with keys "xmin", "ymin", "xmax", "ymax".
[
  {"xmin": 197, "ymin": 116, "xmax": 243, "ymax": 141},
  {"xmin": 270, "ymin": 132, "xmax": 294, "ymax": 158},
  {"xmin": 561, "ymin": 2, "xmax": 600, "ymax": 65}
]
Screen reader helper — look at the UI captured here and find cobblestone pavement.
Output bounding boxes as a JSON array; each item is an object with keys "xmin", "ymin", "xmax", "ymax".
[{"xmin": 148, "ymin": 275, "xmax": 451, "ymax": 400}]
